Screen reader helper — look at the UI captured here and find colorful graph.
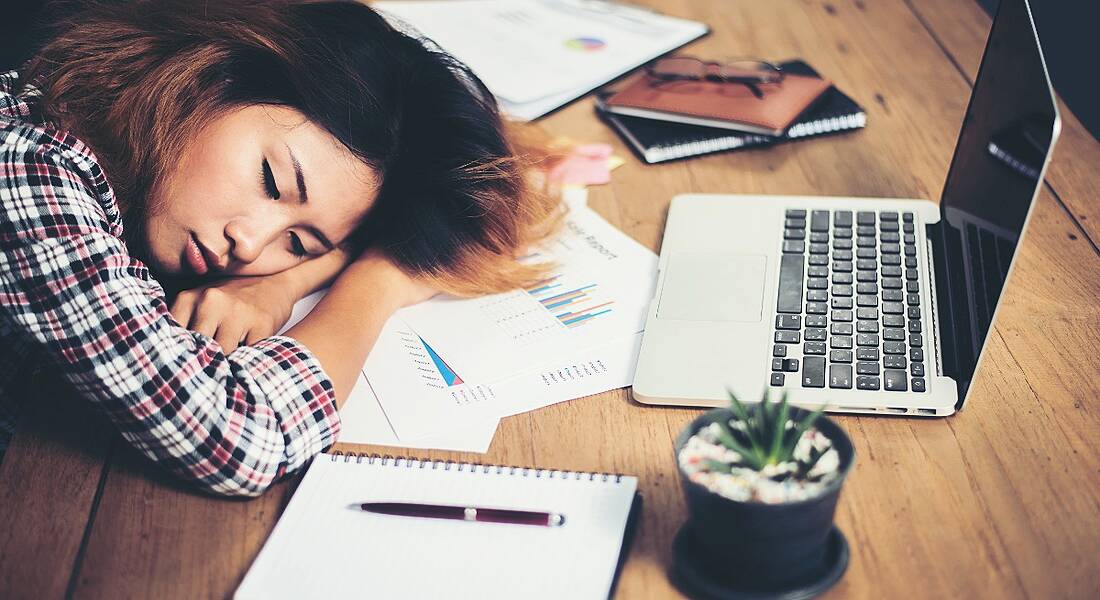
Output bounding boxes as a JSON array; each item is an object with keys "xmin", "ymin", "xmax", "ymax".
[
  {"xmin": 526, "ymin": 275, "xmax": 614, "ymax": 328},
  {"xmin": 421, "ymin": 337, "xmax": 464, "ymax": 386},
  {"xmin": 563, "ymin": 36, "xmax": 606, "ymax": 52}
]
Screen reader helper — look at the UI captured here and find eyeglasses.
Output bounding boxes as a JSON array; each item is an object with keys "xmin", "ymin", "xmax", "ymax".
[{"xmin": 644, "ymin": 57, "xmax": 785, "ymax": 99}]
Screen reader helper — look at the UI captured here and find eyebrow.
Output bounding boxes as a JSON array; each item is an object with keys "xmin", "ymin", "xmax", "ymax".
[{"xmin": 284, "ymin": 144, "xmax": 334, "ymax": 251}]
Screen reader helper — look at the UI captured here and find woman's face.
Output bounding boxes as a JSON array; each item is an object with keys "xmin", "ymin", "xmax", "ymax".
[{"xmin": 144, "ymin": 105, "xmax": 379, "ymax": 277}]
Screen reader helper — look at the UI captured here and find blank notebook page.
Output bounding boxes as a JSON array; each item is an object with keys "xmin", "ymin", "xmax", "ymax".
[{"xmin": 236, "ymin": 454, "xmax": 638, "ymax": 600}]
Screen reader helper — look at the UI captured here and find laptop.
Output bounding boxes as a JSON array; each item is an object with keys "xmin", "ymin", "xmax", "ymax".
[{"xmin": 631, "ymin": 0, "xmax": 1060, "ymax": 416}]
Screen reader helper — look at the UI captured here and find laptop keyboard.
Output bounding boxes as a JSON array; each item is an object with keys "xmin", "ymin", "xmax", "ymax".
[{"xmin": 770, "ymin": 209, "xmax": 926, "ymax": 392}]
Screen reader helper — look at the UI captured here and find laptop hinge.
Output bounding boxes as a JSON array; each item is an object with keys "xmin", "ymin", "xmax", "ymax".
[{"xmin": 924, "ymin": 231, "xmax": 946, "ymax": 379}]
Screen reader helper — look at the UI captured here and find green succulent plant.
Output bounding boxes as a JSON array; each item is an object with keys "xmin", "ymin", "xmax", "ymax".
[{"xmin": 703, "ymin": 389, "xmax": 828, "ymax": 478}]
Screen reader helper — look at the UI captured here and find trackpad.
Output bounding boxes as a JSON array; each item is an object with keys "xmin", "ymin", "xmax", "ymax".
[{"xmin": 657, "ymin": 253, "xmax": 766, "ymax": 322}]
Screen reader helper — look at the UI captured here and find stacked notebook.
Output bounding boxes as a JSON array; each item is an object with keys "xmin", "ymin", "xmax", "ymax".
[{"xmin": 597, "ymin": 60, "xmax": 866, "ymax": 164}]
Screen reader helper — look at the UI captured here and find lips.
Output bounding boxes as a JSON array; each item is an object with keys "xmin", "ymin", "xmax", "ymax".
[{"xmin": 185, "ymin": 234, "xmax": 209, "ymax": 276}]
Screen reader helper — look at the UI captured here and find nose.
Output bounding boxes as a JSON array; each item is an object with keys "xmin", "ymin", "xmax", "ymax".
[{"xmin": 224, "ymin": 218, "xmax": 273, "ymax": 265}]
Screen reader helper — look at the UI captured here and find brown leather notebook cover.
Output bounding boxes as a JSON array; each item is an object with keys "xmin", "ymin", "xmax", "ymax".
[{"xmin": 604, "ymin": 72, "xmax": 832, "ymax": 136}]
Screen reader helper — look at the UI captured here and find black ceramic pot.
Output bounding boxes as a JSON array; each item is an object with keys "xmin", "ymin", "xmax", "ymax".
[{"xmin": 674, "ymin": 407, "xmax": 855, "ymax": 591}]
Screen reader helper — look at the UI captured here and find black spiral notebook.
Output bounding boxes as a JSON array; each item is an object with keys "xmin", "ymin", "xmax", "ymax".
[{"xmin": 597, "ymin": 60, "xmax": 866, "ymax": 164}]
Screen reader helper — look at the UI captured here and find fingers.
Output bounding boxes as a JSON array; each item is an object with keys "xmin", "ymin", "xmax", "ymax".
[{"xmin": 215, "ymin": 321, "xmax": 248, "ymax": 355}]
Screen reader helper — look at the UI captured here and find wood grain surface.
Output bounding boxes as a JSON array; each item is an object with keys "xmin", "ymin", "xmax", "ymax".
[{"xmin": 0, "ymin": 1, "xmax": 1097, "ymax": 598}]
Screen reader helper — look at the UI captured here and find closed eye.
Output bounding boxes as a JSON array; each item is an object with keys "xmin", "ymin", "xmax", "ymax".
[
  {"xmin": 260, "ymin": 157, "xmax": 281, "ymax": 200},
  {"xmin": 288, "ymin": 231, "xmax": 309, "ymax": 258}
]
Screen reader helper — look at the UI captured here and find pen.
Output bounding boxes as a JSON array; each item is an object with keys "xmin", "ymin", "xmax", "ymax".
[{"xmin": 354, "ymin": 502, "xmax": 566, "ymax": 527}]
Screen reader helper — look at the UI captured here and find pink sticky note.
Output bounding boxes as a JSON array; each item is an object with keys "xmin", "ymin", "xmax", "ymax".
[{"xmin": 547, "ymin": 143, "xmax": 615, "ymax": 186}]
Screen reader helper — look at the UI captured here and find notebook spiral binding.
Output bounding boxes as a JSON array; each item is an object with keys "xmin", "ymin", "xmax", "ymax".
[{"xmin": 328, "ymin": 451, "xmax": 623, "ymax": 483}]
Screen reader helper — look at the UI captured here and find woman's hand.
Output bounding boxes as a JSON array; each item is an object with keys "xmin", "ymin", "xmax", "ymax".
[{"xmin": 170, "ymin": 275, "xmax": 298, "ymax": 353}]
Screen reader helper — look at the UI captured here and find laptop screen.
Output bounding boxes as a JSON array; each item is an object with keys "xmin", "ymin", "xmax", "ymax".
[{"xmin": 933, "ymin": 0, "xmax": 1058, "ymax": 404}]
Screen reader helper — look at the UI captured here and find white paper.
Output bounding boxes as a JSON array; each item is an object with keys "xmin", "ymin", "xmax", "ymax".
[
  {"xmin": 373, "ymin": 0, "xmax": 707, "ymax": 120},
  {"xmin": 237, "ymin": 456, "xmax": 638, "ymax": 600},
  {"xmin": 399, "ymin": 205, "xmax": 657, "ymax": 383}
]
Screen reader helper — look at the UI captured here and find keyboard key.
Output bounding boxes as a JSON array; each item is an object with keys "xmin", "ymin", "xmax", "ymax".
[
  {"xmin": 831, "ymin": 323, "xmax": 853, "ymax": 335},
  {"xmin": 881, "ymin": 243, "xmax": 901, "ymax": 255},
  {"xmin": 776, "ymin": 315, "xmax": 802, "ymax": 330},
  {"xmin": 777, "ymin": 254, "xmax": 804, "ymax": 314},
  {"xmin": 856, "ymin": 225, "xmax": 876, "ymax": 237},
  {"xmin": 883, "ymin": 314, "xmax": 904, "ymax": 327},
  {"xmin": 834, "ymin": 249, "xmax": 854, "ymax": 261},
  {"xmin": 832, "ymin": 238, "xmax": 853, "ymax": 250},
  {"xmin": 856, "ymin": 308, "xmax": 879, "ymax": 320},
  {"xmin": 785, "ymin": 217, "xmax": 806, "ymax": 229},
  {"xmin": 905, "ymin": 268, "xmax": 919, "ymax": 280},
  {"xmin": 857, "ymin": 259, "xmax": 877, "ymax": 271},
  {"xmin": 805, "ymin": 328, "xmax": 827, "ymax": 341},
  {"xmin": 905, "ymin": 245, "xmax": 917, "ymax": 257},
  {"xmin": 808, "ymin": 265, "xmax": 828, "ymax": 278},
  {"xmin": 883, "ymin": 328, "xmax": 905, "ymax": 341},
  {"xmin": 884, "ymin": 341, "xmax": 906, "ymax": 354},
  {"xmin": 881, "ymin": 211, "xmax": 898, "ymax": 222},
  {"xmin": 783, "ymin": 240, "xmax": 806, "ymax": 254},
  {"xmin": 810, "ymin": 232, "xmax": 829, "ymax": 243},
  {"xmin": 776, "ymin": 331, "xmax": 800, "ymax": 344},
  {"xmin": 811, "ymin": 210, "xmax": 830, "ymax": 232},
  {"xmin": 911, "ymin": 377, "xmax": 926, "ymax": 392},
  {"xmin": 831, "ymin": 350, "xmax": 853, "ymax": 363},
  {"xmin": 810, "ymin": 243, "xmax": 829, "ymax": 255},
  {"xmin": 856, "ymin": 295, "xmax": 878, "ymax": 307},
  {"xmin": 856, "ymin": 361, "xmax": 880, "ymax": 375},
  {"xmin": 881, "ymin": 265, "xmax": 902, "ymax": 277},
  {"xmin": 884, "ymin": 355, "xmax": 907, "ymax": 369},
  {"xmin": 802, "ymin": 356, "xmax": 826, "ymax": 388},
  {"xmin": 856, "ymin": 333, "xmax": 879, "ymax": 346},
  {"xmin": 834, "ymin": 228, "xmax": 853, "ymax": 239},
  {"xmin": 829, "ymin": 364, "xmax": 853, "ymax": 389},
  {"xmin": 857, "ymin": 376, "xmax": 880, "ymax": 390},
  {"xmin": 881, "ymin": 232, "xmax": 900, "ymax": 243},
  {"xmin": 907, "ymin": 293, "xmax": 921, "ymax": 306},
  {"xmin": 903, "ymin": 222, "xmax": 915, "ymax": 234},
  {"xmin": 856, "ymin": 247, "xmax": 877, "ymax": 259},
  {"xmin": 882, "ymin": 254, "xmax": 902, "ymax": 266},
  {"xmin": 804, "ymin": 342, "xmax": 827, "ymax": 355},
  {"xmin": 809, "ymin": 254, "xmax": 829, "ymax": 266},
  {"xmin": 830, "ymin": 336, "xmax": 853, "ymax": 349},
  {"xmin": 902, "ymin": 212, "xmax": 914, "ymax": 223},
  {"xmin": 905, "ymin": 256, "xmax": 917, "ymax": 268},
  {"xmin": 880, "ymin": 221, "xmax": 899, "ymax": 232},
  {"xmin": 856, "ymin": 270, "xmax": 878, "ymax": 282},
  {"xmin": 904, "ymin": 234, "xmax": 915, "ymax": 244},
  {"xmin": 908, "ymin": 320, "xmax": 922, "ymax": 333},
  {"xmin": 807, "ymin": 302, "xmax": 828, "ymax": 314},
  {"xmin": 833, "ymin": 261, "xmax": 853, "ymax": 273},
  {"xmin": 882, "ymin": 289, "xmax": 904, "ymax": 302},
  {"xmin": 806, "ymin": 314, "xmax": 827, "ymax": 328},
  {"xmin": 771, "ymin": 372, "xmax": 785, "ymax": 386},
  {"xmin": 857, "ymin": 347, "xmax": 880, "ymax": 361},
  {"xmin": 910, "ymin": 348, "xmax": 925, "ymax": 362},
  {"xmin": 911, "ymin": 362, "xmax": 925, "ymax": 377},
  {"xmin": 832, "ymin": 272, "xmax": 853, "ymax": 284},
  {"xmin": 831, "ymin": 297, "xmax": 853, "ymax": 309},
  {"xmin": 773, "ymin": 344, "xmax": 788, "ymax": 357},
  {"xmin": 782, "ymin": 358, "xmax": 800, "ymax": 372},
  {"xmin": 908, "ymin": 307, "xmax": 922, "ymax": 319},
  {"xmin": 909, "ymin": 333, "xmax": 923, "ymax": 347},
  {"xmin": 882, "ymin": 278, "xmax": 903, "ymax": 289},
  {"xmin": 834, "ymin": 210, "xmax": 853, "ymax": 227},
  {"xmin": 884, "ymin": 369, "xmax": 908, "ymax": 391},
  {"xmin": 772, "ymin": 358, "xmax": 784, "ymax": 371},
  {"xmin": 856, "ymin": 320, "xmax": 879, "ymax": 333},
  {"xmin": 883, "ymin": 302, "xmax": 904, "ymax": 314},
  {"xmin": 832, "ymin": 284, "xmax": 853, "ymax": 296},
  {"xmin": 906, "ymin": 280, "xmax": 920, "ymax": 293},
  {"xmin": 857, "ymin": 282, "xmax": 878, "ymax": 294},
  {"xmin": 785, "ymin": 228, "xmax": 807, "ymax": 240},
  {"xmin": 786, "ymin": 209, "xmax": 807, "ymax": 218},
  {"xmin": 832, "ymin": 310, "xmax": 853, "ymax": 322},
  {"xmin": 807, "ymin": 289, "xmax": 828, "ymax": 302},
  {"xmin": 857, "ymin": 237, "xmax": 876, "ymax": 248},
  {"xmin": 857, "ymin": 211, "xmax": 875, "ymax": 225}
]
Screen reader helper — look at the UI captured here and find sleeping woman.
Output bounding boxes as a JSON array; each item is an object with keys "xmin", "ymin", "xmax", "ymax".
[{"xmin": 0, "ymin": 0, "xmax": 559, "ymax": 495}]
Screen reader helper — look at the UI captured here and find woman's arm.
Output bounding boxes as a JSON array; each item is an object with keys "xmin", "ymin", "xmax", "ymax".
[{"xmin": 170, "ymin": 249, "xmax": 351, "ymax": 352}]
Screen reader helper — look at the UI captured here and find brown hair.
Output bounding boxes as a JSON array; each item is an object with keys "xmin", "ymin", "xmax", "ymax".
[{"xmin": 22, "ymin": 0, "xmax": 561, "ymax": 295}]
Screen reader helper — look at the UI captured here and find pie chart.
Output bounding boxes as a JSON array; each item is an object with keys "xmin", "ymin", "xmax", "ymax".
[{"xmin": 563, "ymin": 36, "xmax": 606, "ymax": 52}]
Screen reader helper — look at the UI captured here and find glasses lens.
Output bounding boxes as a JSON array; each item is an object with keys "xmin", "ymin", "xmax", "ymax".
[
  {"xmin": 650, "ymin": 57, "xmax": 705, "ymax": 79},
  {"xmin": 720, "ymin": 60, "xmax": 783, "ymax": 83}
]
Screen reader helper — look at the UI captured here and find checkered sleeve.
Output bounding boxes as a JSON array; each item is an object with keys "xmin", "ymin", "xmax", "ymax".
[{"xmin": 0, "ymin": 142, "xmax": 341, "ymax": 497}]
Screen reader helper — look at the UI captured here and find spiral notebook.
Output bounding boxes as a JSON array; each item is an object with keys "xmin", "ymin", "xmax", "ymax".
[
  {"xmin": 236, "ymin": 453, "xmax": 640, "ymax": 600},
  {"xmin": 597, "ymin": 60, "xmax": 866, "ymax": 163}
]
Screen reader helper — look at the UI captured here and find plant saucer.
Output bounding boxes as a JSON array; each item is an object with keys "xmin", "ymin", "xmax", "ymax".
[{"xmin": 670, "ymin": 523, "xmax": 849, "ymax": 600}]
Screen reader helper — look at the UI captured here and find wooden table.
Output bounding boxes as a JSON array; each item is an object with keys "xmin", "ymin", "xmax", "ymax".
[{"xmin": 2, "ymin": 1, "xmax": 1098, "ymax": 598}]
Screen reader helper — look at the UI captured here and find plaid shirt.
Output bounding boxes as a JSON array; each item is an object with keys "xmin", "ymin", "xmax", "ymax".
[{"xmin": 0, "ymin": 72, "xmax": 340, "ymax": 496}]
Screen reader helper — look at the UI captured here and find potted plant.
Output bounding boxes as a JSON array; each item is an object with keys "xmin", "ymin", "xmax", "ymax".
[{"xmin": 671, "ymin": 390, "xmax": 855, "ymax": 597}]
